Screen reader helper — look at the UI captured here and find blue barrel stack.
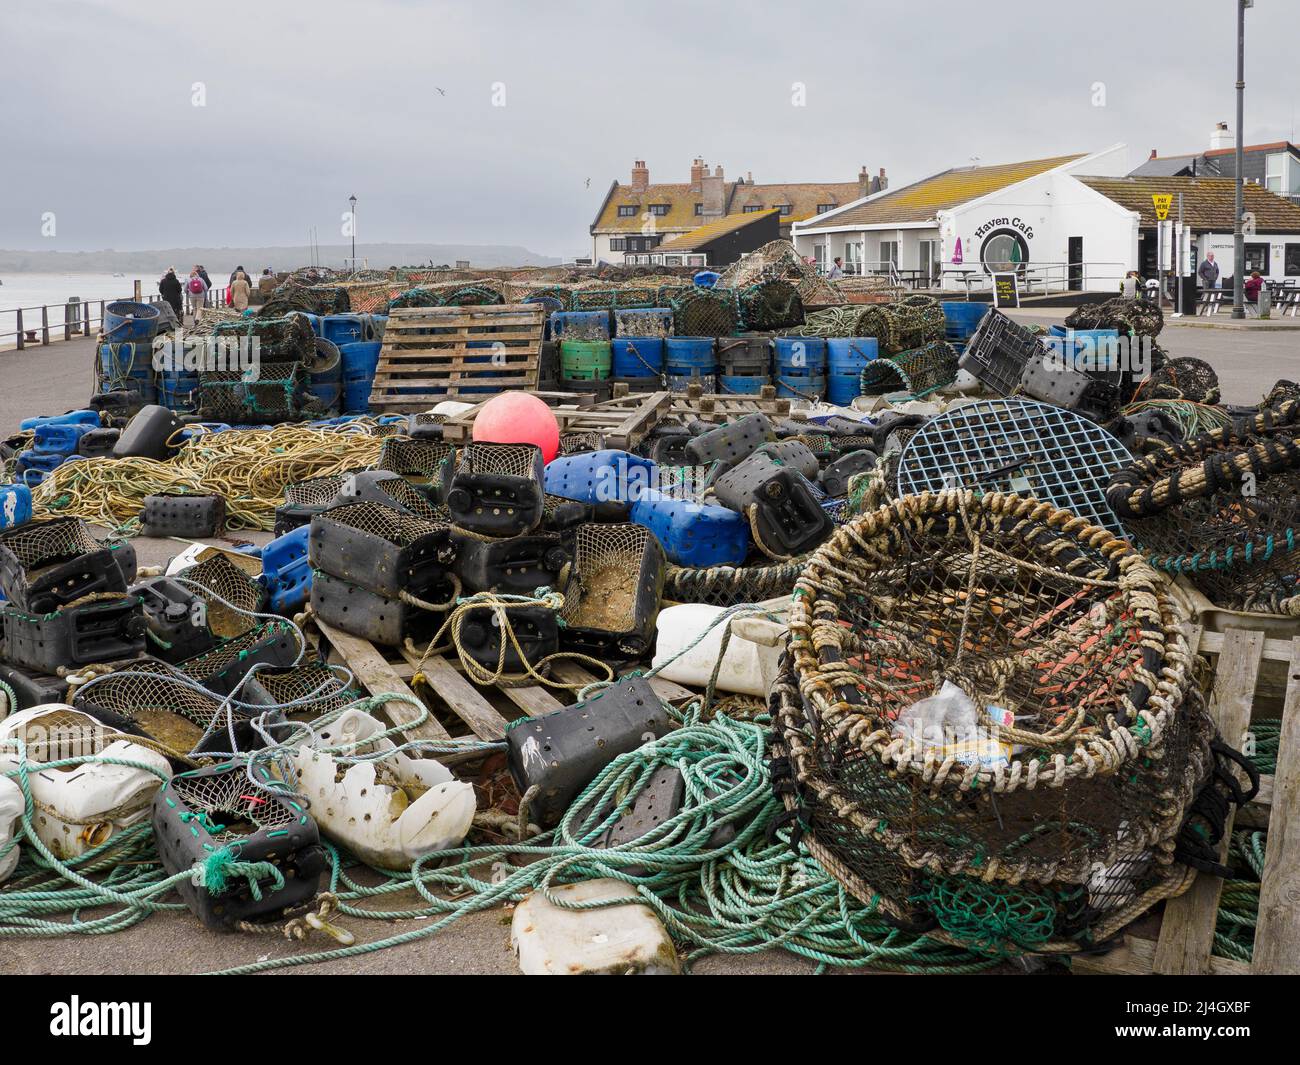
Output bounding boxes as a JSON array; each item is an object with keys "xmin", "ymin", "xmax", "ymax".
[
  {"xmin": 773, "ymin": 336, "xmax": 827, "ymax": 401},
  {"xmin": 826, "ymin": 337, "xmax": 878, "ymax": 405},
  {"xmin": 340, "ymin": 341, "xmax": 382, "ymax": 413},
  {"xmin": 664, "ymin": 336, "xmax": 717, "ymax": 391}
]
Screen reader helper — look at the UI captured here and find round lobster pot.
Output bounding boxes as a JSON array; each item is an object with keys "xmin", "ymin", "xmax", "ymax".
[
  {"xmin": 1106, "ymin": 400, "xmax": 1300, "ymax": 615},
  {"xmin": 771, "ymin": 490, "xmax": 1222, "ymax": 955}
]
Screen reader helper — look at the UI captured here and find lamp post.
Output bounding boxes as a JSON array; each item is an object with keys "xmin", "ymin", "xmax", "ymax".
[
  {"xmin": 1231, "ymin": 1, "xmax": 1250, "ymax": 319},
  {"xmin": 348, "ymin": 195, "xmax": 358, "ymax": 273}
]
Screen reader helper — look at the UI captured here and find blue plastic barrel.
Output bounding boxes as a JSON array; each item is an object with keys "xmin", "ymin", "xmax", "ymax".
[
  {"xmin": 719, "ymin": 374, "xmax": 766, "ymax": 395},
  {"xmin": 339, "ymin": 341, "xmax": 381, "ymax": 379},
  {"xmin": 827, "ymin": 337, "xmax": 878, "ymax": 376},
  {"xmin": 103, "ymin": 301, "xmax": 160, "ymax": 344},
  {"xmin": 159, "ymin": 370, "xmax": 199, "ymax": 412},
  {"xmin": 551, "ymin": 311, "xmax": 611, "ymax": 340},
  {"xmin": 775, "ymin": 374, "xmax": 826, "ymax": 400},
  {"xmin": 664, "ymin": 337, "xmax": 716, "ymax": 377},
  {"xmin": 0, "ymin": 484, "xmax": 33, "ymax": 529},
  {"xmin": 611, "ymin": 337, "xmax": 664, "ymax": 378},
  {"xmin": 774, "ymin": 336, "xmax": 827, "ymax": 374},
  {"xmin": 630, "ymin": 492, "xmax": 750, "ymax": 567},
  {"xmin": 98, "ymin": 341, "xmax": 157, "ymax": 402},
  {"xmin": 826, "ymin": 375, "xmax": 862, "ymax": 406},
  {"xmin": 321, "ymin": 314, "xmax": 367, "ymax": 346},
  {"xmin": 941, "ymin": 302, "xmax": 988, "ymax": 342}
]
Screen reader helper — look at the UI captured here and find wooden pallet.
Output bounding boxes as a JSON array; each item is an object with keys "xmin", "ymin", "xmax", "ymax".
[
  {"xmin": 1073, "ymin": 627, "xmax": 1300, "ymax": 975},
  {"xmin": 368, "ymin": 304, "xmax": 545, "ymax": 411},
  {"xmin": 440, "ymin": 390, "xmax": 671, "ymax": 452}
]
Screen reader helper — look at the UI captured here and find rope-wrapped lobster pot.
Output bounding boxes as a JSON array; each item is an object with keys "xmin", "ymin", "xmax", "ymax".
[
  {"xmin": 770, "ymin": 490, "xmax": 1219, "ymax": 956},
  {"xmin": 1106, "ymin": 400, "xmax": 1300, "ymax": 616}
]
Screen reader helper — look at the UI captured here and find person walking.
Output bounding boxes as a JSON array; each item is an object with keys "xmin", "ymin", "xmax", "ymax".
[
  {"xmin": 185, "ymin": 268, "xmax": 209, "ymax": 322},
  {"xmin": 826, "ymin": 257, "xmax": 844, "ymax": 280},
  {"xmin": 158, "ymin": 267, "xmax": 183, "ymax": 320},
  {"xmin": 229, "ymin": 271, "xmax": 252, "ymax": 311},
  {"xmin": 1199, "ymin": 252, "xmax": 1220, "ymax": 290}
]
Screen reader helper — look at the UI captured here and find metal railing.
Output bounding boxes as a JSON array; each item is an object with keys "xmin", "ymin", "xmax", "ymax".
[
  {"xmin": 939, "ymin": 261, "xmax": 1129, "ymax": 295},
  {"xmin": 2, "ymin": 281, "xmax": 230, "ymax": 352}
]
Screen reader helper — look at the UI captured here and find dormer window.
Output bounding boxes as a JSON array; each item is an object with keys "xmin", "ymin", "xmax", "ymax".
[
  {"xmin": 648, "ymin": 204, "xmax": 670, "ymax": 216},
  {"xmin": 617, "ymin": 205, "xmax": 637, "ymax": 217}
]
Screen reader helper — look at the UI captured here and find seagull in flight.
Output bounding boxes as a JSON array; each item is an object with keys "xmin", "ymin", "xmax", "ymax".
[
  {"xmin": 435, "ymin": 87, "xmax": 446, "ymax": 96},
  {"xmin": 585, "ymin": 177, "xmax": 591, "ymax": 188}
]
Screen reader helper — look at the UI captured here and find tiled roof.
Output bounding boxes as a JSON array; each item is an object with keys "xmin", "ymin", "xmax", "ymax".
[
  {"xmin": 1204, "ymin": 141, "xmax": 1299, "ymax": 159},
  {"xmin": 730, "ymin": 182, "xmax": 863, "ymax": 223},
  {"xmin": 1078, "ymin": 175, "xmax": 1300, "ymax": 231},
  {"xmin": 592, "ymin": 183, "xmax": 731, "ymax": 233},
  {"xmin": 796, "ymin": 154, "xmax": 1086, "ymax": 231},
  {"xmin": 655, "ymin": 211, "xmax": 779, "ymax": 252}
]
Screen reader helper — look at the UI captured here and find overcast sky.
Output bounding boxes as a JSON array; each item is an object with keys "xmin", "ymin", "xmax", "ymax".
[{"xmin": 2, "ymin": 0, "xmax": 1296, "ymax": 259}]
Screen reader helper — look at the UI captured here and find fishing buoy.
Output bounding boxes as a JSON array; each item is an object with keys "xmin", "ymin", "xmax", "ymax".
[{"xmin": 471, "ymin": 392, "xmax": 559, "ymax": 463}]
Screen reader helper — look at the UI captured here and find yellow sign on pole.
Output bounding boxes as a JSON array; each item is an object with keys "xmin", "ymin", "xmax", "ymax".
[{"xmin": 1152, "ymin": 194, "xmax": 1173, "ymax": 221}]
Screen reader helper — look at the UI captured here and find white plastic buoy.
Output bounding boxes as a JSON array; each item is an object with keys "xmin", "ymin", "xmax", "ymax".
[
  {"xmin": 0, "ymin": 776, "xmax": 23, "ymax": 883},
  {"xmin": 511, "ymin": 879, "xmax": 681, "ymax": 975},
  {"xmin": 0, "ymin": 706, "xmax": 171, "ymax": 861},
  {"xmin": 650, "ymin": 603, "xmax": 785, "ymax": 697},
  {"xmin": 293, "ymin": 707, "xmax": 476, "ymax": 869}
]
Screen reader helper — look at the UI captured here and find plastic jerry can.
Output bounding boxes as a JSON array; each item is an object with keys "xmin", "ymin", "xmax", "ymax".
[{"xmin": 0, "ymin": 485, "xmax": 32, "ymax": 530}]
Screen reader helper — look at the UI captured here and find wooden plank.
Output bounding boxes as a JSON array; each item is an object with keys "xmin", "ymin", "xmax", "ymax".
[
  {"xmin": 1073, "ymin": 934, "xmax": 1249, "ymax": 976},
  {"xmin": 1251, "ymin": 636, "xmax": 1300, "ymax": 974},
  {"xmin": 399, "ymin": 648, "xmax": 510, "ymax": 741},
  {"xmin": 499, "ymin": 683, "xmax": 565, "ymax": 718},
  {"xmin": 547, "ymin": 660, "xmax": 604, "ymax": 689},
  {"xmin": 315, "ymin": 618, "xmax": 450, "ymax": 742},
  {"xmin": 1153, "ymin": 627, "xmax": 1264, "ymax": 974},
  {"xmin": 1198, "ymin": 628, "xmax": 1296, "ymax": 663}
]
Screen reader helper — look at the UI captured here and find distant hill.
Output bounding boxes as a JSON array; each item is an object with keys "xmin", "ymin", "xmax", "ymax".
[{"xmin": 0, "ymin": 243, "xmax": 561, "ymax": 274}]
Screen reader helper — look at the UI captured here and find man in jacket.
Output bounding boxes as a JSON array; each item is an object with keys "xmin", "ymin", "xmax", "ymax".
[
  {"xmin": 158, "ymin": 268, "xmax": 183, "ymax": 319},
  {"xmin": 1199, "ymin": 252, "xmax": 1220, "ymax": 289}
]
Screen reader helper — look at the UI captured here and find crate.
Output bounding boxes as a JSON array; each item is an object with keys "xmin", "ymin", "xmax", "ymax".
[
  {"xmin": 368, "ymin": 304, "xmax": 545, "ymax": 410},
  {"xmin": 957, "ymin": 309, "xmax": 1042, "ymax": 396},
  {"xmin": 1073, "ymin": 625, "xmax": 1300, "ymax": 975}
]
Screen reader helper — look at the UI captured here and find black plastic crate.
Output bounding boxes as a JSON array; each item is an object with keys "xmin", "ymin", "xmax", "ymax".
[
  {"xmin": 0, "ymin": 516, "xmax": 128, "ymax": 613},
  {"xmin": 309, "ymin": 501, "xmax": 455, "ymax": 601},
  {"xmin": 713, "ymin": 452, "xmax": 833, "ymax": 557},
  {"xmin": 1, "ymin": 594, "xmax": 145, "ymax": 673},
  {"xmin": 178, "ymin": 621, "xmax": 301, "ymax": 698},
  {"xmin": 443, "ymin": 442, "xmax": 545, "ymax": 537},
  {"xmin": 557, "ymin": 523, "xmax": 664, "ymax": 659},
  {"xmin": 140, "ymin": 493, "xmax": 227, "ymax": 538},
  {"xmin": 452, "ymin": 531, "xmax": 569, "ymax": 595},
  {"xmin": 310, "ymin": 570, "xmax": 443, "ymax": 646},
  {"xmin": 958, "ymin": 309, "xmax": 1043, "ymax": 396}
]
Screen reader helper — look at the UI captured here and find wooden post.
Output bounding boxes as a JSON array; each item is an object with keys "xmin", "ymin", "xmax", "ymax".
[
  {"xmin": 134, "ymin": 279, "xmax": 142, "ymax": 301},
  {"xmin": 41, "ymin": 305, "xmax": 49, "ymax": 345},
  {"xmin": 15, "ymin": 308, "xmax": 24, "ymax": 350}
]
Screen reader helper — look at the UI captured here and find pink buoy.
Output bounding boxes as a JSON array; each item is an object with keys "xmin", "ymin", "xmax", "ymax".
[{"xmin": 471, "ymin": 392, "xmax": 560, "ymax": 462}]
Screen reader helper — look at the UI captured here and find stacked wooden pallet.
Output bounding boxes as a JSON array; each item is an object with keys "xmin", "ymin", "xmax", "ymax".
[
  {"xmin": 368, "ymin": 304, "xmax": 545, "ymax": 411},
  {"xmin": 1074, "ymin": 626, "xmax": 1300, "ymax": 975}
]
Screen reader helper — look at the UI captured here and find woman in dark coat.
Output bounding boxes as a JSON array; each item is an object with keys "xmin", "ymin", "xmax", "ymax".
[{"xmin": 158, "ymin": 268, "xmax": 183, "ymax": 318}]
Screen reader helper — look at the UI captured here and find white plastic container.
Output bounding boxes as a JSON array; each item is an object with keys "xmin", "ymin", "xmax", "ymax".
[
  {"xmin": 650, "ymin": 603, "xmax": 787, "ymax": 698},
  {"xmin": 294, "ymin": 707, "xmax": 477, "ymax": 870},
  {"xmin": 0, "ymin": 775, "xmax": 23, "ymax": 882},
  {"xmin": 0, "ymin": 706, "xmax": 171, "ymax": 862}
]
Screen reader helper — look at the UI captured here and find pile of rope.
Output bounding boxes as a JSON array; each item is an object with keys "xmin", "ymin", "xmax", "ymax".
[{"xmin": 32, "ymin": 425, "xmax": 384, "ymax": 531}]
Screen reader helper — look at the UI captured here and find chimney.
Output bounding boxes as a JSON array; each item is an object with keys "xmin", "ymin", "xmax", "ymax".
[
  {"xmin": 870, "ymin": 168, "xmax": 888, "ymax": 195},
  {"xmin": 1210, "ymin": 122, "xmax": 1232, "ymax": 151},
  {"xmin": 1149, "ymin": 148, "xmax": 1158, "ymax": 160},
  {"xmin": 630, "ymin": 159, "xmax": 649, "ymax": 192},
  {"xmin": 746, "ymin": 170, "xmax": 754, "ymax": 184},
  {"xmin": 690, "ymin": 157, "xmax": 706, "ymax": 192},
  {"xmin": 701, "ymin": 165, "xmax": 726, "ymax": 219},
  {"xmin": 859, "ymin": 165, "xmax": 870, "ymax": 198}
]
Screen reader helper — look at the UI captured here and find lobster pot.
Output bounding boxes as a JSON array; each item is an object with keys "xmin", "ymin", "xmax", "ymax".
[
  {"xmin": 771, "ymin": 490, "xmax": 1220, "ymax": 956},
  {"xmin": 560, "ymin": 340, "xmax": 612, "ymax": 381},
  {"xmin": 551, "ymin": 311, "xmax": 610, "ymax": 341},
  {"xmin": 670, "ymin": 288, "xmax": 737, "ymax": 337},
  {"xmin": 103, "ymin": 300, "xmax": 160, "ymax": 344},
  {"xmin": 719, "ymin": 374, "xmax": 766, "ymax": 395},
  {"xmin": 662, "ymin": 559, "xmax": 801, "ymax": 608},
  {"xmin": 97, "ymin": 341, "xmax": 157, "ymax": 404},
  {"xmin": 611, "ymin": 337, "xmax": 663, "ymax": 378},
  {"xmin": 614, "ymin": 308, "xmax": 673, "ymax": 338},
  {"xmin": 860, "ymin": 341, "xmax": 959, "ymax": 397},
  {"xmin": 558, "ymin": 523, "xmax": 665, "ymax": 659},
  {"xmin": 1105, "ymin": 400, "xmax": 1300, "ymax": 615},
  {"xmin": 736, "ymin": 280, "xmax": 804, "ymax": 332},
  {"xmin": 774, "ymin": 374, "xmax": 825, "ymax": 401}
]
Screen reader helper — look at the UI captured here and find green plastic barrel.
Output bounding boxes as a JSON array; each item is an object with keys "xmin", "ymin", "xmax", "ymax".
[{"xmin": 560, "ymin": 339, "xmax": 612, "ymax": 380}]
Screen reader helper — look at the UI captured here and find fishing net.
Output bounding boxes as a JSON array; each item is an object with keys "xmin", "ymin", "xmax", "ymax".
[
  {"xmin": 259, "ymin": 283, "xmax": 348, "ymax": 319},
  {"xmin": 284, "ymin": 472, "xmax": 353, "ymax": 507},
  {"xmin": 0, "ymin": 516, "xmax": 102, "ymax": 574},
  {"xmin": 1065, "ymin": 297, "xmax": 1164, "ymax": 338},
  {"xmin": 770, "ymin": 490, "xmax": 1218, "ymax": 955},
  {"xmin": 1263, "ymin": 380, "xmax": 1300, "ymax": 408},
  {"xmin": 889, "ymin": 295, "xmax": 947, "ymax": 353},
  {"xmin": 720, "ymin": 240, "xmax": 841, "ymax": 306},
  {"xmin": 736, "ymin": 280, "xmax": 804, "ymax": 332},
  {"xmin": 859, "ymin": 341, "xmax": 958, "ymax": 397},
  {"xmin": 559, "ymin": 431, "xmax": 604, "ymax": 455},
  {"xmin": 242, "ymin": 662, "xmax": 362, "ymax": 721},
  {"xmin": 212, "ymin": 314, "xmax": 315, "ymax": 364},
  {"xmin": 1145, "ymin": 357, "xmax": 1220, "ymax": 404},
  {"xmin": 663, "ymin": 560, "xmax": 802, "ymax": 607},
  {"xmin": 195, "ymin": 361, "xmax": 315, "ymax": 424},
  {"xmin": 321, "ymin": 500, "xmax": 449, "ymax": 546},
  {"xmin": 670, "ymin": 288, "xmax": 738, "ymax": 338},
  {"xmin": 1106, "ymin": 401, "xmax": 1300, "ymax": 614},
  {"xmin": 613, "ymin": 309, "xmax": 673, "ymax": 338},
  {"xmin": 168, "ymin": 764, "xmax": 298, "ymax": 835}
]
